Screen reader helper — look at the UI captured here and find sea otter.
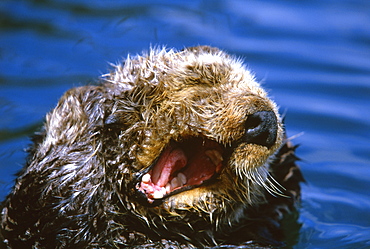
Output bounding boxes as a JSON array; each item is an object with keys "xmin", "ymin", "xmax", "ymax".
[{"xmin": 0, "ymin": 46, "xmax": 303, "ymax": 248}]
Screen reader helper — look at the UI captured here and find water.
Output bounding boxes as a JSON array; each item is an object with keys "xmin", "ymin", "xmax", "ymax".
[{"xmin": 1, "ymin": 0, "xmax": 369, "ymax": 248}]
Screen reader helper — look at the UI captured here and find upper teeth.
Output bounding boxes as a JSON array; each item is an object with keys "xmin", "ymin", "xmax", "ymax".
[{"xmin": 205, "ymin": 149, "xmax": 223, "ymax": 166}]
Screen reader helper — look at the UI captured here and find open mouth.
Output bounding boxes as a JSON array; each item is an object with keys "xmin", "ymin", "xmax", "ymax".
[{"xmin": 135, "ymin": 137, "xmax": 225, "ymax": 205}]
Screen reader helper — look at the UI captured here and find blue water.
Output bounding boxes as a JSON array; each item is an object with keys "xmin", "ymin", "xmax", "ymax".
[{"xmin": 1, "ymin": 0, "xmax": 369, "ymax": 248}]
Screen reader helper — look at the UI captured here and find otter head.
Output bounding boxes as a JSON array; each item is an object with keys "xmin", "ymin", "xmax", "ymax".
[{"xmin": 104, "ymin": 46, "xmax": 284, "ymax": 222}]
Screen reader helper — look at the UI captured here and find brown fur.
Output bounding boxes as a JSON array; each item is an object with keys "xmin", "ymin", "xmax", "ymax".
[{"xmin": 0, "ymin": 46, "xmax": 303, "ymax": 248}]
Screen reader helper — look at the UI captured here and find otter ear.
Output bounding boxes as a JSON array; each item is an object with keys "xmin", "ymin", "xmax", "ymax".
[
  {"xmin": 104, "ymin": 112, "xmax": 127, "ymax": 130},
  {"xmin": 104, "ymin": 108, "xmax": 140, "ymax": 132},
  {"xmin": 104, "ymin": 113, "xmax": 120, "ymax": 126},
  {"xmin": 44, "ymin": 86, "xmax": 105, "ymax": 146}
]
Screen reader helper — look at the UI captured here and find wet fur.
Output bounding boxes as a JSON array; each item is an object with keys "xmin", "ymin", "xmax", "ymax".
[{"xmin": 0, "ymin": 46, "xmax": 303, "ymax": 248}]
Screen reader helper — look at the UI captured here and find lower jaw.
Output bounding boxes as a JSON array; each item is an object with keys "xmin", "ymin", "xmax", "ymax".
[{"xmin": 135, "ymin": 173, "xmax": 222, "ymax": 206}]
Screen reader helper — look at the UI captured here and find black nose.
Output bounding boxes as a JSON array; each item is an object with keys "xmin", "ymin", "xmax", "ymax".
[{"xmin": 244, "ymin": 111, "xmax": 278, "ymax": 148}]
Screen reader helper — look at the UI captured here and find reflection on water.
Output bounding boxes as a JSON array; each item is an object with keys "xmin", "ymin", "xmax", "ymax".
[{"xmin": 1, "ymin": 0, "xmax": 370, "ymax": 248}]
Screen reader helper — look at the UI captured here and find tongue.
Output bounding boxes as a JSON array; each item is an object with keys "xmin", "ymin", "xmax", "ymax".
[
  {"xmin": 151, "ymin": 147, "xmax": 187, "ymax": 187},
  {"xmin": 151, "ymin": 139, "xmax": 223, "ymax": 188}
]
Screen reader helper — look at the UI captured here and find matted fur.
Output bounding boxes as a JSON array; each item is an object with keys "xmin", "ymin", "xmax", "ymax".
[{"xmin": 0, "ymin": 46, "xmax": 303, "ymax": 248}]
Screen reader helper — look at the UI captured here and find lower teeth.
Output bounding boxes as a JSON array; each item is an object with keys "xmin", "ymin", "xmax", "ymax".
[
  {"xmin": 152, "ymin": 191, "xmax": 164, "ymax": 199},
  {"xmin": 177, "ymin": 172, "xmax": 187, "ymax": 185},
  {"xmin": 151, "ymin": 173, "xmax": 188, "ymax": 199}
]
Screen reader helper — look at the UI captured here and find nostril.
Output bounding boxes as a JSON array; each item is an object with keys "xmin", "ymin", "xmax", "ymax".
[{"xmin": 244, "ymin": 111, "xmax": 278, "ymax": 148}]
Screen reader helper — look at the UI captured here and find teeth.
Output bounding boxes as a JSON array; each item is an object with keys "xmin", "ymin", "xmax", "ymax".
[
  {"xmin": 152, "ymin": 191, "xmax": 164, "ymax": 199},
  {"xmin": 205, "ymin": 149, "xmax": 223, "ymax": 166},
  {"xmin": 161, "ymin": 187, "xmax": 167, "ymax": 196},
  {"xmin": 169, "ymin": 173, "xmax": 187, "ymax": 191},
  {"xmin": 177, "ymin": 172, "xmax": 187, "ymax": 185},
  {"xmin": 142, "ymin": 173, "xmax": 151, "ymax": 183},
  {"xmin": 149, "ymin": 173, "xmax": 188, "ymax": 200},
  {"xmin": 165, "ymin": 183, "xmax": 171, "ymax": 193},
  {"xmin": 171, "ymin": 177, "xmax": 180, "ymax": 189}
]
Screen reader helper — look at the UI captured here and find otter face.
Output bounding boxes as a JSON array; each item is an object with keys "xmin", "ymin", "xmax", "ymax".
[
  {"xmin": 0, "ymin": 46, "xmax": 299, "ymax": 248},
  {"xmin": 105, "ymin": 46, "xmax": 284, "ymax": 213}
]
